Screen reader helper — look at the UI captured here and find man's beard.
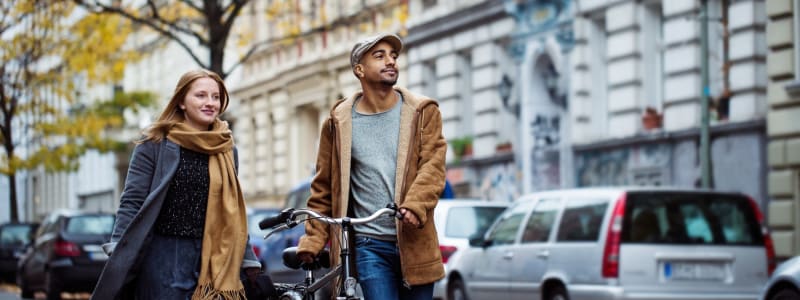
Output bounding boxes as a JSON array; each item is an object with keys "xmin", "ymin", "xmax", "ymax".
[{"xmin": 380, "ymin": 78, "xmax": 397, "ymax": 86}]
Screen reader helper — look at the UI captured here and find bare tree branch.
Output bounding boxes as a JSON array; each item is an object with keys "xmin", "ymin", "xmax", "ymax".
[
  {"xmin": 178, "ymin": 0, "xmax": 204, "ymax": 14},
  {"xmin": 76, "ymin": 1, "xmax": 209, "ymax": 69}
]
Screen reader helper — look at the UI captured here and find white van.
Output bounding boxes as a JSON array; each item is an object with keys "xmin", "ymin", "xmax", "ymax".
[{"xmin": 446, "ymin": 188, "xmax": 775, "ymax": 300}]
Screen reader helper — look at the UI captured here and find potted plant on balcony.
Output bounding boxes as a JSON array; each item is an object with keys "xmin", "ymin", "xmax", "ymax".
[
  {"xmin": 450, "ymin": 136, "xmax": 473, "ymax": 161},
  {"xmin": 642, "ymin": 107, "xmax": 663, "ymax": 130},
  {"xmin": 496, "ymin": 141, "xmax": 512, "ymax": 153}
]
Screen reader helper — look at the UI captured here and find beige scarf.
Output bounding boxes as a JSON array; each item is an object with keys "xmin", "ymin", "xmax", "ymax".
[{"xmin": 167, "ymin": 120, "xmax": 247, "ymax": 300}]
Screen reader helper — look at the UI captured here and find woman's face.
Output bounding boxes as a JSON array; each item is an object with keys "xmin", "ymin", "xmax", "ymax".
[{"xmin": 181, "ymin": 77, "xmax": 221, "ymax": 131}]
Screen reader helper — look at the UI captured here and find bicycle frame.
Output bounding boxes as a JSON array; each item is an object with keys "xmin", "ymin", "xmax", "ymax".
[{"xmin": 260, "ymin": 205, "xmax": 399, "ymax": 300}]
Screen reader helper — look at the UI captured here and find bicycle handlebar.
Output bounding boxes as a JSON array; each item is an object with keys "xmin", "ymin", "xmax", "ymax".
[{"xmin": 259, "ymin": 204, "xmax": 401, "ymax": 231}]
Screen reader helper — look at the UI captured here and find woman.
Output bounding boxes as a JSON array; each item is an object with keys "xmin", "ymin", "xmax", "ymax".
[{"xmin": 92, "ymin": 69, "xmax": 260, "ymax": 300}]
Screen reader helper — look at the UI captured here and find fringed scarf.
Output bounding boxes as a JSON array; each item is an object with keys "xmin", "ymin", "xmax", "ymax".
[{"xmin": 167, "ymin": 120, "xmax": 247, "ymax": 300}]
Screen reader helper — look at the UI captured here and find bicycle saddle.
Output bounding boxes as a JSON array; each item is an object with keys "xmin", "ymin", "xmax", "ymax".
[{"xmin": 282, "ymin": 246, "xmax": 331, "ymax": 270}]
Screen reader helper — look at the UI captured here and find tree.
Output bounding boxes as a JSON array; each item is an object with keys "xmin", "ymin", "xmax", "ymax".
[
  {"xmin": 74, "ymin": 1, "xmax": 412, "ymax": 80},
  {"xmin": 0, "ymin": 1, "xmax": 145, "ymax": 222},
  {"xmin": 75, "ymin": 0, "xmax": 250, "ymax": 79}
]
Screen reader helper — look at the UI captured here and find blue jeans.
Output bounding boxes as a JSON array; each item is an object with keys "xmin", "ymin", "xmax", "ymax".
[
  {"xmin": 136, "ymin": 233, "xmax": 203, "ymax": 299},
  {"xmin": 355, "ymin": 236, "xmax": 434, "ymax": 300}
]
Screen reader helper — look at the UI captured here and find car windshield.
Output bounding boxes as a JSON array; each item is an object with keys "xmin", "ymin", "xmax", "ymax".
[
  {"xmin": 249, "ymin": 210, "xmax": 280, "ymax": 236},
  {"xmin": 0, "ymin": 225, "xmax": 34, "ymax": 246},
  {"xmin": 65, "ymin": 215, "xmax": 115, "ymax": 235},
  {"xmin": 621, "ymin": 192, "xmax": 763, "ymax": 245},
  {"xmin": 445, "ymin": 206, "xmax": 507, "ymax": 239}
]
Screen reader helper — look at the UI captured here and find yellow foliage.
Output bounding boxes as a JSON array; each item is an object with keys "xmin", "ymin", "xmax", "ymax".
[{"xmin": 0, "ymin": 1, "xmax": 146, "ymax": 176}]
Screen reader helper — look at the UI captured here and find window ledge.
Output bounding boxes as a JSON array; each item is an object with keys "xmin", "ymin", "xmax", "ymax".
[{"xmin": 784, "ymin": 80, "xmax": 800, "ymax": 98}]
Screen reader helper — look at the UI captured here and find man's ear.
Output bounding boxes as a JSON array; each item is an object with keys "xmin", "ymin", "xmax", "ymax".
[{"xmin": 355, "ymin": 65, "xmax": 364, "ymax": 77}]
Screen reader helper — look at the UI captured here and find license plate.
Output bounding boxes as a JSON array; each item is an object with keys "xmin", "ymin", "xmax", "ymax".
[{"xmin": 664, "ymin": 262, "xmax": 725, "ymax": 280}]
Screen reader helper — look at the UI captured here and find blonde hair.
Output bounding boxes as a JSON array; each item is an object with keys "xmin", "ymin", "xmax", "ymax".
[{"xmin": 139, "ymin": 69, "xmax": 229, "ymax": 143}]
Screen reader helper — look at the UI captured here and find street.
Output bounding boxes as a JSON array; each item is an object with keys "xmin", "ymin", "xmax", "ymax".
[
  {"xmin": 0, "ymin": 284, "xmax": 88, "ymax": 300},
  {"xmin": 0, "ymin": 290, "xmax": 18, "ymax": 300}
]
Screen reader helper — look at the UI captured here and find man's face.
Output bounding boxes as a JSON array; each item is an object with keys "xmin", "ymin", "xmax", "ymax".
[{"xmin": 357, "ymin": 41, "xmax": 399, "ymax": 86}]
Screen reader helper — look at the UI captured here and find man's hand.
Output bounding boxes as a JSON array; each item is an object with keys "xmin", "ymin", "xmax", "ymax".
[{"xmin": 399, "ymin": 208, "xmax": 420, "ymax": 227}]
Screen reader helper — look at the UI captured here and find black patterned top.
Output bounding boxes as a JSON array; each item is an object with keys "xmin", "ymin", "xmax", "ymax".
[{"xmin": 154, "ymin": 147, "xmax": 209, "ymax": 238}]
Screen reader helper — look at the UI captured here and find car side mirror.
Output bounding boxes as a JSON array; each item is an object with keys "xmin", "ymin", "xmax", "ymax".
[{"xmin": 468, "ymin": 234, "xmax": 492, "ymax": 248}]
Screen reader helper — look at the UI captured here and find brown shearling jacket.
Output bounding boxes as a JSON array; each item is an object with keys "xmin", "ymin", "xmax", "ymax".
[{"xmin": 297, "ymin": 86, "xmax": 447, "ymax": 286}]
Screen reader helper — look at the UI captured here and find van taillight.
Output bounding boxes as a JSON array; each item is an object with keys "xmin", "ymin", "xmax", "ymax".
[
  {"xmin": 252, "ymin": 245, "xmax": 260, "ymax": 259},
  {"xmin": 748, "ymin": 197, "xmax": 776, "ymax": 276},
  {"xmin": 602, "ymin": 193, "xmax": 627, "ymax": 278},
  {"xmin": 439, "ymin": 245, "xmax": 457, "ymax": 264},
  {"xmin": 54, "ymin": 240, "xmax": 80, "ymax": 257}
]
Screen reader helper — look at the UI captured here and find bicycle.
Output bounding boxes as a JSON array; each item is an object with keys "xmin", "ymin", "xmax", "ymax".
[{"xmin": 257, "ymin": 203, "xmax": 401, "ymax": 300}]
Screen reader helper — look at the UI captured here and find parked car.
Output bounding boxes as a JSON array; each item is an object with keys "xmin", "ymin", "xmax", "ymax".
[
  {"xmin": 0, "ymin": 222, "xmax": 39, "ymax": 282},
  {"xmin": 17, "ymin": 210, "xmax": 115, "ymax": 300},
  {"xmin": 246, "ymin": 206, "xmax": 281, "ymax": 271},
  {"xmin": 432, "ymin": 199, "xmax": 508, "ymax": 300},
  {"xmin": 446, "ymin": 188, "xmax": 775, "ymax": 300},
  {"xmin": 760, "ymin": 256, "xmax": 800, "ymax": 300},
  {"xmin": 259, "ymin": 178, "xmax": 315, "ymax": 284}
]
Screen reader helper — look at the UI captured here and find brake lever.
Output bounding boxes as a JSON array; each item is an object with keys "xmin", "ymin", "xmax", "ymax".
[{"xmin": 263, "ymin": 223, "xmax": 289, "ymax": 240}]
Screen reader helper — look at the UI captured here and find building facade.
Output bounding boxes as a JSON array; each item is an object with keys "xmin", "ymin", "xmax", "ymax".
[
  {"xmin": 406, "ymin": 0, "xmax": 516, "ymax": 200},
  {"xmin": 230, "ymin": 0, "xmax": 408, "ymax": 205},
  {"xmin": 569, "ymin": 0, "xmax": 768, "ymax": 209},
  {"xmin": 766, "ymin": 0, "xmax": 800, "ymax": 259},
  {"xmin": 20, "ymin": 82, "xmax": 121, "ymax": 221}
]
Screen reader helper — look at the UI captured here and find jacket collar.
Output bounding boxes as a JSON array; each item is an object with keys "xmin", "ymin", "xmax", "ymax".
[{"xmin": 328, "ymin": 86, "xmax": 436, "ymax": 214}]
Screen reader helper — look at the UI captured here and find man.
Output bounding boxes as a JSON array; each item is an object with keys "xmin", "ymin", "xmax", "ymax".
[{"xmin": 296, "ymin": 33, "xmax": 447, "ymax": 300}]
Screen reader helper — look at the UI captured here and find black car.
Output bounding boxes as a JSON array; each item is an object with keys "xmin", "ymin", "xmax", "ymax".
[
  {"xmin": 17, "ymin": 210, "xmax": 115, "ymax": 300},
  {"xmin": 0, "ymin": 222, "xmax": 39, "ymax": 282}
]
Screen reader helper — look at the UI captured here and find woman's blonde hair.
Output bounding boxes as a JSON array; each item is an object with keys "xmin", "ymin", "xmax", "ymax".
[{"xmin": 140, "ymin": 69, "xmax": 229, "ymax": 142}]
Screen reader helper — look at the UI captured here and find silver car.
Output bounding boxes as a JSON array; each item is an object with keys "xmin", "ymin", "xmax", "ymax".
[
  {"xmin": 432, "ymin": 199, "xmax": 509, "ymax": 300},
  {"xmin": 446, "ymin": 188, "xmax": 775, "ymax": 300},
  {"xmin": 760, "ymin": 255, "xmax": 800, "ymax": 300}
]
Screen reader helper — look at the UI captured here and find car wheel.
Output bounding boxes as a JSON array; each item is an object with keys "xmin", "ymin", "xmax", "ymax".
[
  {"xmin": 546, "ymin": 285, "xmax": 569, "ymax": 300},
  {"xmin": 18, "ymin": 274, "xmax": 34, "ymax": 299},
  {"xmin": 45, "ymin": 272, "xmax": 62, "ymax": 300},
  {"xmin": 448, "ymin": 278, "xmax": 469, "ymax": 300},
  {"xmin": 771, "ymin": 287, "xmax": 800, "ymax": 300}
]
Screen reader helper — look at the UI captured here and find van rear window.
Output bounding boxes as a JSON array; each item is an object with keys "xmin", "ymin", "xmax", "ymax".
[{"xmin": 621, "ymin": 192, "xmax": 763, "ymax": 245}]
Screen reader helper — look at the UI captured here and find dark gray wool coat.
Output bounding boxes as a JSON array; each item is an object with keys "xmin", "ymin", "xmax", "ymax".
[{"xmin": 91, "ymin": 139, "xmax": 260, "ymax": 300}]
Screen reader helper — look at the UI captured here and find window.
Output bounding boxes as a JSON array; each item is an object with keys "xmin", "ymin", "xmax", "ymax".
[
  {"xmin": 521, "ymin": 198, "xmax": 561, "ymax": 243},
  {"xmin": 422, "ymin": 0, "xmax": 437, "ymax": 10},
  {"xmin": 65, "ymin": 215, "xmax": 115, "ymax": 235},
  {"xmin": 486, "ymin": 202, "xmax": 533, "ymax": 245},
  {"xmin": 556, "ymin": 198, "xmax": 608, "ymax": 242},
  {"xmin": 621, "ymin": 192, "xmax": 763, "ymax": 245},
  {"xmin": 445, "ymin": 206, "xmax": 507, "ymax": 239},
  {"xmin": 642, "ymin": 2, "xmax": 664, "ymax": 113},
  {"xmin": 589, "ymin": 17, "xmax": 608, "ymax": 136},
  {"xmin": 457, "ymin": 53, "xmax": 473, "ymax": 137},
  {"xmin": 0, "ymin": 225, "xmax": 35, "ymax": 246},
  {"xmin": 422, "ymin": 60, "xmax": 437, "ymax": 99}
]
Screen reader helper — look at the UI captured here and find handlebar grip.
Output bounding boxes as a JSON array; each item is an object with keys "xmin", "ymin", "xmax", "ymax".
[
  {"xmin": 258, "ymin": 215, "xmax": 284, "ymax": 230},
  {"xmin": 385, "ymin": 203, "xmax": 403, "ymax": 220},
  {"xmin": 258, "ymin": 208, "xmax": 294, "ymax": 230}
]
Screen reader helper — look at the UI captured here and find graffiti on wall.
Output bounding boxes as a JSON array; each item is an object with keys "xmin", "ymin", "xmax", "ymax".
[
  {"xmin": 478, "ymin": 162, "xmax": 521, "ymax": 203},
  {"xmin": 575, "ymin": 143, "xmax": 671, "ymax": 187},
  {"xmin": 532, "ymin": 149, "xmax": 561, "ymax": 190}
]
